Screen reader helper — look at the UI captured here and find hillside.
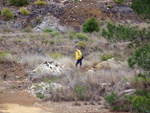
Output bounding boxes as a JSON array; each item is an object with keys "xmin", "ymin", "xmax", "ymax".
[
  {"xmin": 0, "ymin": 0, "xmax": 150, "ymax": 113},
  {"xmin": 0, "ymin": 0, "xmax": 142, "ymax": 32}
]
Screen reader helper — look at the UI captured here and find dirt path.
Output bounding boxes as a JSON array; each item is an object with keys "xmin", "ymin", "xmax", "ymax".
[{"xmin": 0, "ymin": 89, "xmax": 127, "ymax": 113}]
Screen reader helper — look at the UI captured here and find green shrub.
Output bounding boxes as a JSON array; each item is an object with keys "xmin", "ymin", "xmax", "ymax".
[
  {"xmin": 34, "ymin": 0, "xmax": 47, "ymax": 5},
  {"xmin": 49, "ymin": 52, "xmax": 63, "ymax": 59},
  {"xmin": 1, "ymin": 8, "xmax": 14, "ymax": 21},
  {"xmin": 75, "ymin": 33, "xmax": 89, "ymax": 41},
  {"xmin": 0, "ymin": 90, "xmax": 3, "ymax": 94},
  {"xmin": 101, "ymin": 21, "xmax": 150, "ymax": 44},
  {"xmin": 36, "ymin": 93, "xmax": 45, "ymax": 99},
  {"xmin": 43, "ymin": 28, "xmax": 53, "ymax": 33},
  {"xmin": 76, "ymin": 41, "xmax": 87, "ymax": 49},
  {"xmin": 20, "ymin": 7, "xmax": 30, "ymax": 16},
  {"xmin": 114, "ymin": 0, "xmax": 124, "ymax": 5},
  {"xmin": 107, "ymin": 5, "xmax": 111, "ymax": 8},
  {"xmin": 128, "ymin": 44, "xmax": 150, "ymax": 71},
  {"xmin": 50, "ymin": 31, "xmax": 62, "ymax": 38},
  {"xmin": 22, "ymin": 27, "xmax": 32, "ymax": 32},
  {"xmin": 74, "ymin": 85, "xmax": 88, "ymax": 100},
  {"xmin": 50, "ymin": 40, "xmax": 54, "ymax": 45},
  {"xmin": 67, "ymin": 31, "xmax": 77, "ymax": 39},
  {"xmin": 82, "ymin": 17, "xmax": 100, "ymax": 33},
  {"xmin": 101, "ymin": 53, "xmax": 112, "ymax": 61},
  {"xmin": 74, "ymin": 0, "xmax": 78, "ymax": 2},
  {"xmin": 0, "ymin": 52, "xmax": 14, "ymax": 63},
  {"xmin": 9, "ymin": 0, "xmax": 29, "ymax": 6},
  {"xmin": 105, "ymin": 92, "xmax": 119, "ymax": 106},
  {"xmin": 131, "ymin": 0, "xmax": 150, "ymax": 19},
  {"xmin": 132, "ymin": 96, "xmax": 150, "ymax": 113}
]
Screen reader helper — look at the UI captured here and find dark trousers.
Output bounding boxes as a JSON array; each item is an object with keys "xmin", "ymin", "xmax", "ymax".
[{"xmin": 76, "ymin": 58, "xmax": 83, "ymax": 67}]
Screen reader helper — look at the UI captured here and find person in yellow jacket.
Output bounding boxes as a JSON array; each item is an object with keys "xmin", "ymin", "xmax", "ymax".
[{"xmin": 75, "ymin": 46, "xmax": 84, "ymax": 67}]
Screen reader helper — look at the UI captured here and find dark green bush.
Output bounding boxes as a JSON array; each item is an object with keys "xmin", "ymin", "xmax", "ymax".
[
  {"xmin": 9, "ymin": 0, "xmax": 30, "ymax": 6},
  {"xmin": 131, "ymin": 0, "xmax": 150, "ymax": 19},
  {"xmin": 101, "ymin": 22, "xmax": 150, "ymax": 44},
  {"xmin": 1, "ymin": 8, "xmax": 14, "ymax": 21},
  {"xmin": 128, "ymin": 44, "xmax": 150, "ymax": 71},
  {"xmin": 75, "ymin": 33, "xmax": 89, "ymax": 41},
  {"xmin": 82, "ymin": 17, "xmax": 100, "ymax": 33},
  {"xmin": 132, "ymin": 96, "xmax": 150, "ymax": 113}
]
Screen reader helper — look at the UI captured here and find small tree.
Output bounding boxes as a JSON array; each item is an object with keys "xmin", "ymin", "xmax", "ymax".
[
  {"xmin": 1, "ymin": 8, "xmax": 14, "ymax": 21},
  {"xmin": 9, "ymin": 0, "xmax": 30, "ymax": 6},
  {"xmin": 20, "ymin": 7, "xmax": 30, "ymax": 16},
  {"xmin": 82, "ymin": 17, "xmax": 100, "ymax": 33},
  {"xmin": 131, "ymin": 0, "xmax": 150, "ymax": 19},
  {"xmin": 128, "ymin": 44, "xmax": 150, "ymax": 71}
]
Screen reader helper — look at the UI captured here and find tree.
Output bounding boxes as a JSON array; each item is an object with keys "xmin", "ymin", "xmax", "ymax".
[
  {"xmin": 82, "ymin": 17, "xmax": 100, "ymax": 33},
  {"xmin": 131, "ymin": 0, "xmax": 150, "ymax": 19},
  {"xmin": 128, "ymin": 44, "xmax": 150, "ymax": 71},
  {"xmin": 1, "ymin": 8, "xmax": 14, "ymax": 21},
  {"xmin": 9, "ymin": 0, "xmax": 30, "ymax": 6}
]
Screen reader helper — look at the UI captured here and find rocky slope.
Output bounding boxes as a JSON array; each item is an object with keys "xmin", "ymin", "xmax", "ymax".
[{"xmin": 0, "ymin": 0, "xmax": 142, "ymax": 32}]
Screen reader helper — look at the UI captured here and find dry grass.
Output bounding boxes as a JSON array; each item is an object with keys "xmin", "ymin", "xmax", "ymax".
[{"xmin": 18, "ymin": 54, "xmax": 52, "ymax": 69}]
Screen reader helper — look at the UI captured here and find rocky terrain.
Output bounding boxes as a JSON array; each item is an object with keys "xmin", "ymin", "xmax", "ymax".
[
  {"xmin": 0, "ymin": 0, "xmax": 142, "ymax": 32},
  {"xmin": 0, "ymin": 0, "xmax": 150, "ymax": 113}
]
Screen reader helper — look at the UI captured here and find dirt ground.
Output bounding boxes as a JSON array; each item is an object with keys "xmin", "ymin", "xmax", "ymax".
[{"xmin": 0, "ymin": 84, "xmax": 127, "ymax": 113}]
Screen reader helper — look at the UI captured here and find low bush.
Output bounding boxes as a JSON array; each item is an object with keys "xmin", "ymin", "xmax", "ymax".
[
  {"xmin": 76, "ymin": 41, "xmax": 87, "ymax": 49},
  {"xmin": 0, "ymin": 52, "xmax": 14, "ymax": 63},
  {"xmin": 107, "ymin": 5, "xmax": 111, "ymax": 8},
  {"xmin": 132, "ymin": 96, "xmax": 150, "ymax": 113},
  {"xmin": 74, "ymin": 85, "xmax": 88, "ymax": 100},
  {"xmin": 1, "ymin": 8, "xmax": 14, "ymax": 21},
  {"xmin": 43, "ymin": 28, "xmax": 53, "ymax": 33},
  {"xmin": 9, "ymin": 0, "xmax": 29, "ymax": 6},
  {"xmin": 22, "ymin": 27, "xmax": 32, "ymax": 32},
  {"xmin": 82, "ymin": 17, "xmax": 100, "ymax": 33},
  {"xmin": 67, "ymin": 31, "xmax": 77, "ymax": 39},
  {"xmin": 49, "ymin": 52, "xmax": 63, "ymax": 59},
  {"xmin": 34, "ymin": 0, "xmax": 47, "ymax": 5},
  {"xmin": 36, "ymin": 93, "xmax": 45, "ymax": 99},
  {"xmin": 101, "ymin": 53, "xmax": 112, "ymax": 61},
  {"xmin": 114, "ymin": 0, "xmax": 124, "ymax": 5},
  {"xmin": 50, "ymin": 31, "xmax": 62, "ymax": 38},
  {"xmin": 20, "ymin": 7, "xmax": 30, "ymax": 16},
  {"xmin": 75, "ymin": 33, "xmax": 89, "ymax": 41},
  {"xmin": 74, "ymin": 0, "xmax": 78, "ymax": 2}
]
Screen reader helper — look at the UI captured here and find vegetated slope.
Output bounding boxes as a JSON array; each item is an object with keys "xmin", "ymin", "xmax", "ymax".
[{"xmin": 0, "ymin": 0, "xmax": 141, "ymax": 31}]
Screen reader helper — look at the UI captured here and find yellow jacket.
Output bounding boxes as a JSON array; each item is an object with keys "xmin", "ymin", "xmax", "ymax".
[{"xmin": 76, "ymin": 49, "xmax": 82, "ymax": 60}]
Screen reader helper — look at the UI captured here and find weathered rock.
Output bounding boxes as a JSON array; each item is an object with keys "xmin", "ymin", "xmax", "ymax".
[
  {"xmin": 33, "ymin": 16, "xmax": 68, "ymax": 33},
  {"xmin": 29, "ymin": 82, "xmax": 62, "ymax": 97},
  {"xmin": 113, "ymin": 80, "xmax": 134, "ymax": 96},
  {"xmin": 94, "ymin": 58, "xmax": 122, "ymax": 70},
  {"xmin": 33, "ymin": 61, "xmax": 65, "ymax": 77}
]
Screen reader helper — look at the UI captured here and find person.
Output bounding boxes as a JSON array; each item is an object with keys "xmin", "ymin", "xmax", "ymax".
[{"xmin": 75, "ymin": 46, "xmax": 83, "ymax": 67}]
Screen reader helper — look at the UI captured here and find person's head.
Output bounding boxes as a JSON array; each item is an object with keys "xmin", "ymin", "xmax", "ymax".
[{"xmin": 75, "ymin": 46, "xmax": 78, "ymax": 51}]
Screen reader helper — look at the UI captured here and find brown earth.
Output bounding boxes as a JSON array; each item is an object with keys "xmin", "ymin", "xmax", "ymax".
[
  {"xmin": 0, "ymin": 62, "xmax": 25, "ymax": 81},
  {"xmin": 0, "ymin": 0, "xmax": 142, "ymax": 31},
  {"xmin": 0, "ymin": 89, "xmax": 127, "ymax": 113}
]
